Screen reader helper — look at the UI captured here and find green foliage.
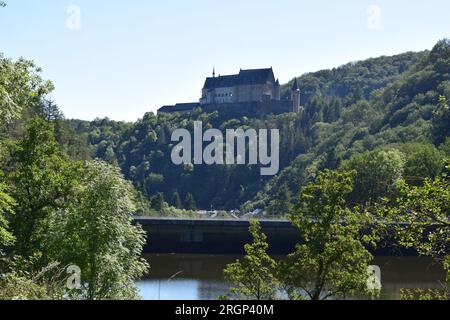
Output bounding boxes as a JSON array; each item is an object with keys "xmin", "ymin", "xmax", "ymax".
[
  {"xmin": 266, "ymin": 183, "xmax": 293, "ymax": 215},
  {"xmin": 133, "ymin": 189, "xmax": 156, "ymax": 217},
  {"xmin": 375, "ymin": 165, "xmax": 449, "ymax": 299},
  {"xmin": 400, "ymin": 288, "xmax": 449, "ymax": 301},
  {"xmin": 1, "ymin": 120, "xmax": 149, "ymax": 300},
  {"xmin": 0, "ymin": 52, "xmax": 150, "ymax": 300},
  {"xmin": 400, "ymin": 142, "xmax": 444, "ymax": 184},
  {"xmin": 0, "ymin": 183, "xmax": 15, "ymax": 250},
  {"xmin": 0, "ymin": 54, "xmax": 53, "ymax": 132},
  {"xmin": 433, "ymin": 95, "xmax": 450, "ymax": 144},
  {"xmin": 280, "ymin": 170, "xmax": 379, "ymax": 300},
  {"xmin": 6, "ymin": 117, "xmax": 82, "ymax": 259},
  {"xmin": 250, "ymin": 41, "xmax": 449, "ymax": 213},
  {"xmin": 45, "ymin": 160, "xmax": 149, "ymax": 300},
  {"xmin": 184, "ymin": 193, "xmax": 197, "ymax": 211},
  {"xmin": 171, "ymin": 191, "xmax": 183, "ymax": 209},
  {"xmin": 377, "ymin": 173, "xmax": 449, "ymax": 268},
  {"xmin": 0, "ymin": 256, "xmax": 66, "ymax": 300},
  {"xmin": 340, "ymin": 149, "xmax": 405, "ymax": 205},
  {"xmin": 151, "ymin": 192, "xmax": 166, "ymax": 211},
  {"xmin": 282, "ymin": 51, "xmax": 426, "ymax": 107},
  {"xmin": 159, "ymin": 206, "xmax": 201, "ymax": 218},
  {"xmin": 383, "ymin": 176, "xmax": 449, "ymax": 258},
  {"xmin": 224, "ymin": 220, "xmax": 278, "ymax": 300}
]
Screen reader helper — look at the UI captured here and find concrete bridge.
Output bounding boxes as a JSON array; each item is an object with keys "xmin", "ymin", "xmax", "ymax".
[
  {"xmin": 134, "ymin": 217, "xmax": 299, "ymax": 255},
  {"xmin": 133, "ymin": 217, "xmax": 405, "ymax": 255}
]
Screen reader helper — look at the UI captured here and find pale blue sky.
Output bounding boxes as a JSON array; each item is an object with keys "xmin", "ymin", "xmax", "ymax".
[{"xmin": 1, "ymin": 0, "xmax": 449, "ymax": 121}]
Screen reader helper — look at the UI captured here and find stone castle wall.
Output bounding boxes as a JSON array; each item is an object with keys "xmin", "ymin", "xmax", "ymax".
[{"xmin": 201, "ymin": 100, "xmax": 293, "ymax": 118}]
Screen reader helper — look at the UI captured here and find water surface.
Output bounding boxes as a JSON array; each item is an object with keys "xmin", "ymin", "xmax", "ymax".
[{"xmin": 138, "ymin": 254, "xmax": 445, "ymax": 300}]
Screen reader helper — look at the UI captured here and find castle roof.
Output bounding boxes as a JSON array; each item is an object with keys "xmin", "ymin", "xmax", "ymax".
[
  {"xmin": 203, "ymin": 68, "xmax": 276, "ymax": 89},
  {"xmin": 203, "ymin": 74, "xmax": 239, "ymax": 89},
  {"xmin": 291, "ymin": 78, "xmax": 300, "ymax": 91},
  {"xmin": 158, "ymin": 102, "xmax": 199, "ymax": 113}
]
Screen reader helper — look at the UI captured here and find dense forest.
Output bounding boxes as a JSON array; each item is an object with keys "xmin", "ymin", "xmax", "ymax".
[{"xmin": 64, "ymin": 41, "xmax": 449, "ymax": 214}]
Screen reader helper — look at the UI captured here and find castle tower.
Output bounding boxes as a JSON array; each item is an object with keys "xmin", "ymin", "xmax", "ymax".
[
  {"xmin": 291, "ymin": 78, "xmax": 301, "ymax": 113},
  {"xmin": 274, "ymin": 79, "xmax": 281, "ymax": 100}
]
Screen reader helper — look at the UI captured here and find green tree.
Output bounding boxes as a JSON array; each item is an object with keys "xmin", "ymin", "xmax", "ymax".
[
  {"xmin": 341, "ymin": 149, "xmax": 405, "ymax": 205},
  {"xmin": 223, "ymin": 220, "xmax": 278, "ymax": 300},
  {"xmin": 377, "ymin": 168, "xmax": 449, "ymax": 298},
  {"xmin": 433, "ymin": 95, "xmax": 450, "ymax": 145},
  {"xmin": 103, "ymin": 145, "xmax": 118, "ymax": 166},
  {"xmin": 0, "ymin": 183, "xmax": 15, "ymax": 251},
  {"xmin": 280, "ymin": 170, "xmax": 378, "ymax": 300},
  {"xmin": 440, "ymin": 137, "xmax": 450, "ymax": 157},
  {"xmin": 0, "ymin": 63, "xmax": 17, "ymax": 242},
  {"xmin": 151, "ymin": 192, "xmax": 166, "ymax": 211},
  {"xmin": 184, "ymin": 193, "xmax": 197, "ymax": 211},
  {"xmin": 36, "ymin": 99, "xmax": 64, "ymax": 123},
  {"xmin": 7, "ymin": 117, "xmax": 81, "ymax": 259},
  {"xmin": 267, "ymin": 183, "xmax": 293, "ymax": 216},
  {"xmin": 0, "ymin": 55, "xmax": 53, "ymax": 131},
  {"xmin": 0, "ymin": 257, "xmax": 66, "ymax": 300},
  {"xmin": 382, "ymin": 175, "xmax": 449, "ymax": 260},
  {"xmin": 401, "ymin": 143, "xmax": 444, "ymax": 184},
  {"xmin": 46, "ymin": 160, "xmax": 149, "ymax": 300},
  {"xmin": 171, "ymin": 191, "xmax": 183, "ymax": 209},
  {"xmin": 133, "ymin": 189, "xmax": 155, "ymax": 217}
]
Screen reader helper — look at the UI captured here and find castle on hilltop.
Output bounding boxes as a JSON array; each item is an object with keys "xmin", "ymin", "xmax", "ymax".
[{"xmin": 158, "ymin": 67, "xmax": 301, "ymax": 116}]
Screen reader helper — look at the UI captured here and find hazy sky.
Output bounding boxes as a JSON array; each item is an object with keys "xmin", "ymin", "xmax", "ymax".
[{"xmin": 1, "ymin": 0, "xmax": 449, "ymax": 121}]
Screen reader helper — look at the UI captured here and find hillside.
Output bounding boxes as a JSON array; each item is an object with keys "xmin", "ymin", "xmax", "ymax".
[
  {"xmin": 248, "ymin": 40, "xmax": 450, "ymax": 211},
  {"xmin": 67, "ymin": 41, "xmax": 449, "ymax": 213},
  {"xmin": 282, "ymin": 51, "xmax": 426, "ymax": 105}
]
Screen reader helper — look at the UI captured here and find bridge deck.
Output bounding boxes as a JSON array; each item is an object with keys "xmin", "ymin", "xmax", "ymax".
[
  {"xmin": 133, "ymin": 217, "xmax": 407, "ymax": 256},
  {"xmin": 134, "ymin": 217, "xmax": 298, "ymax": 255}
]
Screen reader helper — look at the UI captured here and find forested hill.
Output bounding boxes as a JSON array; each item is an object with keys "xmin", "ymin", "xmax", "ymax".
[
  {"xmin": 249, "ymin": 40, "xmax": 449, "ymax": 212},
  {"xmin": 67, "ymin": 40, "xmax": 449, "ymax": 213},
  {"xmin": 281, "ymin": 51, "xmax": 426, "ymax": 107}
]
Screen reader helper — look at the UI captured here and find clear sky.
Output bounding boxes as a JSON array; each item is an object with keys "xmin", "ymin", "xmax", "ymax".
[{"xmin": 1, "ymin": 0, "xmax": 449, "ymax": 121}]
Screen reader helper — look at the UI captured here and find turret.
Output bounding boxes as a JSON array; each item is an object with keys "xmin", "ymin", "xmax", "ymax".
[
  {"xmin": 291, "ymin": 78, "xmax": 301, "ymax": 113},
  {"xmin": 274, "ymin": 79, "xmax": 281, "ymax": 100}
]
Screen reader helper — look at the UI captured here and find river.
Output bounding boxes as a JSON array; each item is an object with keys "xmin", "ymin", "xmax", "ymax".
[{"xmin": 137, "ymin": 254, "xmax": 445, "ymax": 300}]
